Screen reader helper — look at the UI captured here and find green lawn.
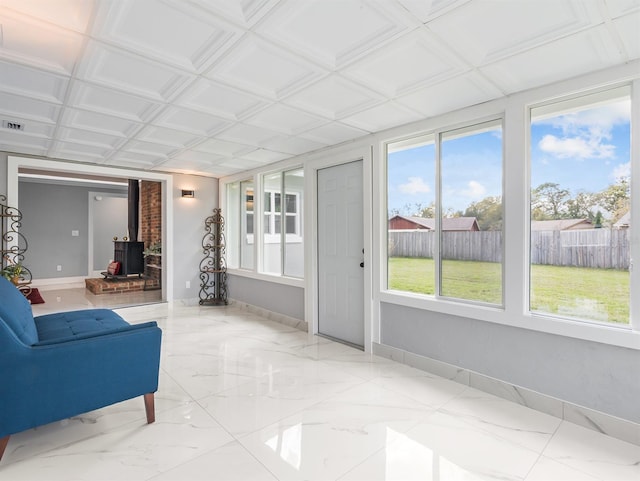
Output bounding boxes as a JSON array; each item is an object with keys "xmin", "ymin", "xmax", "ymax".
[{"xmin": 388, "ymin": 257, "xmax": 629, "ymax": 324}]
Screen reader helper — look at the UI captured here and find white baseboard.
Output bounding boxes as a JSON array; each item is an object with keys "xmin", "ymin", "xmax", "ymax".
[
  {"xmin": 228, "ymin": 298, "xmax": 308, "ymax": 332},
  {"xmin": 373, "ymin": 342, "xmax": 640, "ymax": 447},
  {"xmin": 30, "ymin": 276, "xmax": 87, "ymax": 290}
]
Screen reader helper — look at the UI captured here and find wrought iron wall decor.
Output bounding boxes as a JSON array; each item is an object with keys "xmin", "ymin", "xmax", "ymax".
[
  {"xmin": 1, "ymin": 194, "xmax": 32, "ymax": 284},
  {"xmin": 199, "ymin": 208, "xmax": 228, "ymax": 305}
]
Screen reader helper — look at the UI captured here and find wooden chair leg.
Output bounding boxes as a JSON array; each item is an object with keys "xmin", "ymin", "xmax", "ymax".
[
  {"xmin": 144, "ymin": 393, "xmax": 155, "ymax": 424},
  {"xmin": 0, "ymin": 435, "xmax": 10, "ymax": 462}
]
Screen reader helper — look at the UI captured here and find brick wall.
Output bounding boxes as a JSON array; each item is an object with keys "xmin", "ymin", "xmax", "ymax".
[{"xmin": 140, "ymin": 181, "xmax": 161, "ymax": 287}]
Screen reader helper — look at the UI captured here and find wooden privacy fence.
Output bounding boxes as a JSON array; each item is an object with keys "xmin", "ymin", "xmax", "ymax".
[{"xmin": 389, "ymin": 229, "xmax": 630, "ymax": 269}]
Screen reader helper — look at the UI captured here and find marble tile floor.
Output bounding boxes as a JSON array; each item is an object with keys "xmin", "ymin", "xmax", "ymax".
[
  {"xmin": 2, "ymin": 303, "xmax": 639, "ymax": 481},
  {"xmin": 29, "ymin": 285, "xmax": 163, "ymax": 315}
]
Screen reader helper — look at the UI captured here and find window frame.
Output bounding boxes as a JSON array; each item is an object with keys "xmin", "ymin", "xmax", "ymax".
[
  {"xmin": 527, "ymin": 85, "xmax": 632, "ymax": 327},
  {"xmin": 221, "ymin": 163, "xmax": 305, "ymax": 285},
  {"xmin": 376, "ymin": 75, "xmax": 639, "ymax": 350},
  {"xmin": 383, "ymin": 116, "xmax": 506, "ymax": 308}
]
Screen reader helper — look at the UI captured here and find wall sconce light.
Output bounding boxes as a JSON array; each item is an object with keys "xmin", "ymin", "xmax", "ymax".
[{"xmin": 181, "ymin": 189, "xmax": 195, "ymax": 198}]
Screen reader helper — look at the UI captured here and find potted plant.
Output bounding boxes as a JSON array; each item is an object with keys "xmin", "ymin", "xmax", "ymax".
[{"xmin": 2, "ymin": 262, "xmax": 24, "ymax": 285}]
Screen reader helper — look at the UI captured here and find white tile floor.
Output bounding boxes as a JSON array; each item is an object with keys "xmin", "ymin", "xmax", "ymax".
[{"xmin": 2, "ymin": 297, "xmax": 639, "ymax": 480}]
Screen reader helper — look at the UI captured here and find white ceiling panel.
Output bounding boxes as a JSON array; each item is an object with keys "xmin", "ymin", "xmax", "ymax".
[
  {"xmin": 0, "ymin": 0, "xmax": 637, "ymax": 178},
  {"xmin": 77, "ymin": 42, "xmax": 193, "ymax": 102},
  {"xmin": 343, "ymin": 29, "xmax": 466, "ymax": 97},
  {"xmin": 0, "ymin": 92, "xmax": 61, "ymax": 123},
  {"xmin": 264, "ymin": 135, "xmax": 327, "ymax": 156},
  {"xmin": 427, "ymin": 0, "xmax": 601, "ymax": 66},
  {"xmin": 57, "ymin": 127, "xmax": 126, "ymax": 149},
  {"xmin": 216, "ymin": 123, "xmax": 283, "ymax": 148},
  {"xmin": 94, "ymin": 0, "xmax": 239, "ymax": 72},
  {"xmin": 0, "ymin": 134, "xmax": 50, "ymax": 156},
  {"xmin": 2, "ymin": 0, "xmax": 95, "ymax": 32},
  {"xmin": 121, "ymin": 140, "xmax": 178, "ymax": 158},
  {"xmin": 237, "ymin": 148, "xmax": 290, "ymax": 164},
  {"xmin": 284, "ymin": 75, "xmax": 383, "ymax": 120},
  {"xmin": 0, "ymin": 8, "xmax": 85, "ymax": 74},
  {"xmin": 208, "ymin": 35, "xmax": 326, "ymax": 99},
  {"xmin": 605, "ymin": 0, "xmax": 640, "ymax": 18},
  {"xmin": 152, "ymin": 106, "xmax": 232, "ymax": 136},
  {"xmin": 245, "ymin": 104, "xmax": 328, "ymax": 136},
  {"xmin": 67, "ymin": 82, "xmax": 161, "ymax": 122},
  {"xmin": 396, "ymin": 72, "xmax": 503, "ymax": 118},
  {"xmin": 176, "ymin": 78, "xmax": 268, "ymax": 121},
  {"xmin": 0, "ymin": 61, "xmax": 68, "ymax": 103},
  {"xmin": 299, "ymin": 122, "xmax": 369, "ymax": 146},
  {"xmin": 397, "ymin": 0, "xmax": 470, "ymax": 23},
  {"xmin": 257, "ymin": 0, "xmax": 412, "ymax": 69},
  {"xmin": 60, "ymin": 109, "xmax": 141, "ymax": 137},
  {"xmin": 136, "ymin": 126, "xmax": 204, "ymax": 149},
  {"xmin": 340, "ymin": 101, "xmax": 423, "ymax": 133},
  {"xmin": 189, "ymin": 0, "xmax": 279, "ymax": 27},
  {"xmin": 480, "ymin": 26, "xmax": 625, "ymax": 94},
  {"xmin": 191, "ymin": 138, "xmax": 254, "ymax": 157},
  {"xmin": 52, "ymin": 141, "xmax": 113, "ymax": 161},
  {"xmin": 106, "ymin": 152, "xmax": 160, "ymax": 168},
  {"xmin": 612, "ymin": 11, "xmax": 640, "ymax": 60}
]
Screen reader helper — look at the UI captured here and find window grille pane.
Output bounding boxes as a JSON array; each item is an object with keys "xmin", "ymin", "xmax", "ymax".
[
  {"xmin": 440, "ymin": 120, "xmax": 503, "ymax": 305},
  {"xmin": 386, "ymin": 134, "xmax": 436, "ymax": 295},
  {"xmin": 530, "ymin": 88, "xmax": 631, "ymax": 324}
]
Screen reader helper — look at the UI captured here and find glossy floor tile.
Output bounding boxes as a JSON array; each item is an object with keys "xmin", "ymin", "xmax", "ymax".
[{"xmin": 2, "ymin": 303, "xmax": 639, "ymax": 480}]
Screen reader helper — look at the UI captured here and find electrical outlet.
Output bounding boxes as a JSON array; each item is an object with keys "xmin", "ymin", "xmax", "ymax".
[
  {"xmin": 72, "ymin": 230, "xmax": 79, "ymax": 237},
  {"xmin": 56, "ymin": 265, "xmax": 62, "ymax": 271},
  {"xmin": 186, "ymin": 281, "xmax": 191, "ymax": 289}
]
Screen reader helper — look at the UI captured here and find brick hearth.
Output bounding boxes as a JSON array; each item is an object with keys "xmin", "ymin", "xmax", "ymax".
[{"xmin": 85, "ymin": 277, "xmax": 159, "ymax": 295}]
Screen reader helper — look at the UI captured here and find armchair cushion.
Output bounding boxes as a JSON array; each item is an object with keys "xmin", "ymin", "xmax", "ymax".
[
  {"xmin": 0, "ymin": 273, "xmax": 38, "ymax": 345},
  {"xmin": 0, "ymin": 276, "xmax": 162, "ymax": 450}
]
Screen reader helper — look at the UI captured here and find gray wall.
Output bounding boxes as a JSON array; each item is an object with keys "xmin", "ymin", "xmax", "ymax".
[
  {"xmin": 227, "ymin": 274, "xmax": 305, "ymax": 321},
  {"xmin": 173, "ymin": 173, "xmax": 219, "ymax": 300},
  {"xmin": 380, "ymin": 302, "xmax": 640, "ymax": 423},
  {"xmin": 18, "ymin": 181, "xmax": 127, "ymax": 278}
]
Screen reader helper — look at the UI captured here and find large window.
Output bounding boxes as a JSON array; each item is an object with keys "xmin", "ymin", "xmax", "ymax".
[
  {"xmin": 440, "ymin": 121, "xmax": 503, "ymax": 304},
  {"xmin": 387, "ymin": 120, "xmax": 504, "ymax": 306},
  {"xmin": 227, "ymin": 167, "xmax": 304, "ymax": 279},
  {"xmin": 225, "ymin": 179, "xmax": 255, "ymax": 270},
  {"xmin": 530, "ymin": 87, "xmax": 631, "ymax": 325}
]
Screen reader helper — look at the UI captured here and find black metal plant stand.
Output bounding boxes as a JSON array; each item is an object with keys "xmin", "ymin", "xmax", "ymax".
[
  {"xmin": 1, "ymin": 194, "xmax": 32, "ymax": 289},
  {"xmin": 199, "ymin": 208, "xmax": 228, "ymax": 305}
]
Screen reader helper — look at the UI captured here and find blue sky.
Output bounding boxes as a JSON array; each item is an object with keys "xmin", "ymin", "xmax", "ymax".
[{"xmin": 388, "ymin": 99, "xmax": 631, "ymax": 217}]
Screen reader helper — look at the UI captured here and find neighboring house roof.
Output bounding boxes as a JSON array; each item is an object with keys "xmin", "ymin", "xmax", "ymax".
[
  {"xmin": 613, "ymin": 211, "xmax": 630, "ymax": 228},
  {"xmin": 389, "ymin": 215, "xmax": 479, "ymax": 231},
  {"xmin": 531, "ymin": 219, "xmax": 593, "ymax": 231}
]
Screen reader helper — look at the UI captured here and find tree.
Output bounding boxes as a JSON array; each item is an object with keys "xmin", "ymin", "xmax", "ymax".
[
  {"xmin": 564, "ymin": 191, "xmax": 596, "ymax": 221},
  {"xmin": 531, "ymin": 182, "xmax": 570, "ymax": 220},
  {"xmin": 463, "ymin": 196, "xmax": 503, "ymax": 231},
  {"xmin": 596, "ymin": 178, "xmax": 629, "ymax": 224}
]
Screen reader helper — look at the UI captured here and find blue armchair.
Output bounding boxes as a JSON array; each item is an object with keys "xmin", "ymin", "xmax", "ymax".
[{"xmin": 0, "ymin": 276, "xmax": 162, "ymax": 461}]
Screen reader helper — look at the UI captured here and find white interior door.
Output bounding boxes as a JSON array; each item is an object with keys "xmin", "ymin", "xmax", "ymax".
[{"xmin": 317, "ymin": 160, "xmax": 364, "ymax": 348}]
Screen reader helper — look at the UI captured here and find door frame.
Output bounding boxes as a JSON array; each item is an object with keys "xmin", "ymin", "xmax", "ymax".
[
  {"xmin": 7, "ymin": 155, "xmax": 174, "ymax": 302},
  {"xmin": 305, "ymin": 145, "xmax": 373, "ymax": 352}
]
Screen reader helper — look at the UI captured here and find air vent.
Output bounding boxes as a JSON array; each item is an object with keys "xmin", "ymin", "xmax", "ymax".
[{"xmin": 2, "ymin": 120, "xmax": 24, "ymax": 131}]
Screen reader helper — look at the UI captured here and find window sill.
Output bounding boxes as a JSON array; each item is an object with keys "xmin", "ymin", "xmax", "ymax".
[
  {"xmin": 379, "ymin": 290, "xmax": 639, "ymax": 350},
  {"xmin": 227, "ymin": 268, "xmax": 305, "ymax": 288}
]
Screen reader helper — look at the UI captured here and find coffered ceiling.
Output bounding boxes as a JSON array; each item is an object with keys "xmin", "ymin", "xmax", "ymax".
[{"xmin": 0, "ymin": 0, "xmax": 638, "ymax": 178}]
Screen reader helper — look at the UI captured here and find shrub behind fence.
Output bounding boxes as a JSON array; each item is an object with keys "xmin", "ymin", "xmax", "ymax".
[{"xmin": 389, "ymin": 229, "xmax": 630, "ymax": 269}]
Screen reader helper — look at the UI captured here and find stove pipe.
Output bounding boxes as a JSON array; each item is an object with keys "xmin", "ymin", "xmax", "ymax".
[{"xmin": 127, "ymin": 179, "xmax": 139, "ymax": 241}]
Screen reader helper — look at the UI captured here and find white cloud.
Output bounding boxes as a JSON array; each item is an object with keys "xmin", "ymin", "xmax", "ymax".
[
  {"xmin": 535, "ymin": 99, "xmax": 629, "ymax": 161},
  {"xmin": 539, "ymin": 134, "xmax": 615, "ymax": 159},
  {"xmin": 399, "ymin": 176, "xmax": 431, "ymax": 194},
  {"xmin": 461, "ymin": 180, "xmax": 486, "ymax": 198},
  {"xmin": 612, "ymin": 161, "xmax": 630, "ymax": 180}
]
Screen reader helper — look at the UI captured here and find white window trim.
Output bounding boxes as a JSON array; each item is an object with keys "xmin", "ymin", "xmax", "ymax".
[{"xmin": 374, "ymin": 63, "xmax": 640, "ymax": 350}]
